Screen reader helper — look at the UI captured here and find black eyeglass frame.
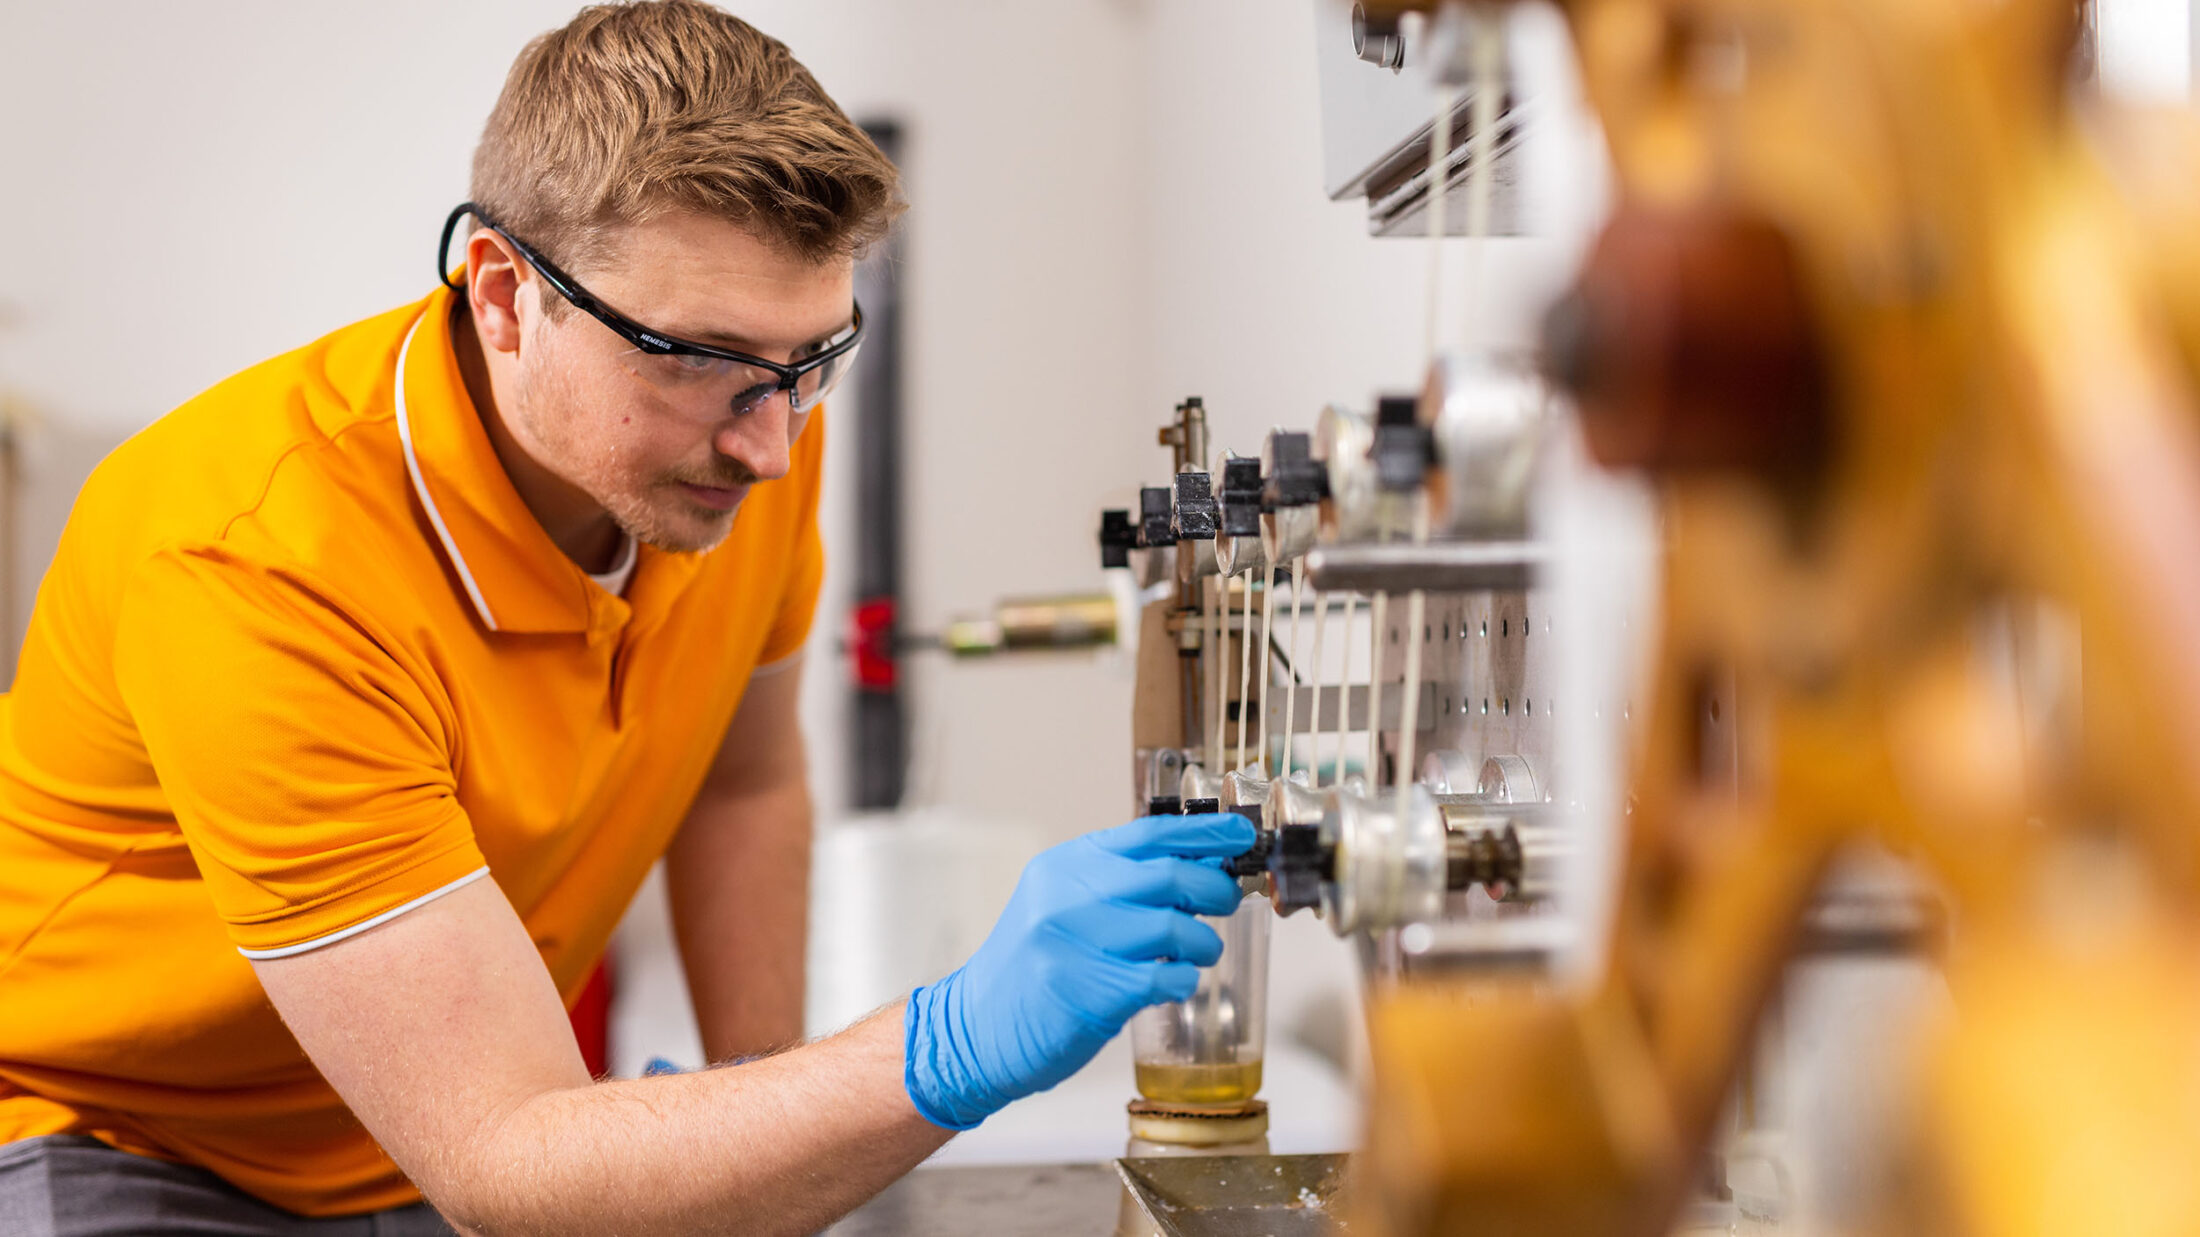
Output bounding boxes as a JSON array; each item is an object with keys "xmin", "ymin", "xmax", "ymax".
[{"xmin": 438, "ymin": 202, "xmax": 864, "ymax": 406}]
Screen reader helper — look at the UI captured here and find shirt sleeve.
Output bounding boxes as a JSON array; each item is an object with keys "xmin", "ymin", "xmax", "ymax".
[
  {"xmin": 757, "ymin": 407, "xmax": 827, "ymax": 665},
  {"xmin": 112, "ymin": 542, "xmax": 486, "ymax": 957}
]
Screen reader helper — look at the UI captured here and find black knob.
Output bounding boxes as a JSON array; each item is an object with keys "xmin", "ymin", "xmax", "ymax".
[
  {"xmin": 1371, "ymin": 394, "xmax": 1435, "ymax": 494},
  {"xmin": 1228, "ymin": 834, "xmax": 1272, "ymax": 879},
  {"xmin": 1172, "ymin": 472, "xmax": 1218, "ymax": 542},
  {"xmin": 1184, "ymin": 797, "xmax": 1222, "ymax": 815},
  {"xmin": 1262, "ymin": 432, "xmax": 1327, "ymax": 509},
  {"xmin": 1224, "ymin": 803, "xmax": 1270, "ymax": 878},
  {"xmin": 1100, "ymin": 509, "xmax": 1137, "ymax": 569},
  {"xmin": 1146, "ymin": 795, "xmax": 1183, "ymax": 817},
  {"xmin": 1217, "ymin": 456, "xmax": 1264, "ymax": 537},
  {"xmin": 1269, "ymin": 822, "xmax": 1331, "ymax": 913},
  {"xmin": 1138, "ymin": 487, "xmax": 1177, "ymax": 548}
]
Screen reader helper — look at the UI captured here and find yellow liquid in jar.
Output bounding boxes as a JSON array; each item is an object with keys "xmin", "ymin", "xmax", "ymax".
[{"xmin": 1134, "ymin": 1060, "xmax": 1265, "ymax": 1106}]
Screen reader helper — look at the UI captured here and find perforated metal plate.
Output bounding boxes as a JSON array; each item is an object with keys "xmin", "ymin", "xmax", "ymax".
[{"xmin": 1377, "ymin": 589, "xmax": 1561, "ymax": 794}]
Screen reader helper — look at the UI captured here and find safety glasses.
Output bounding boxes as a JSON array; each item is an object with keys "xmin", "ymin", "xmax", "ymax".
[{"xmin": 439, "ymin": 202, "xmax": 863, "ymax": 418}]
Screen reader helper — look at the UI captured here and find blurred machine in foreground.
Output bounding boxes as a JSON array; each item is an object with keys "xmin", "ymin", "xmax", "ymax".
[
  {"xmin": 933, "ymin": 0, "xmax": 2200, "ymax": 1232},
  {"xmin": 1329, "ymin": 0, "xmax": 2200, "ymax": 1234}
]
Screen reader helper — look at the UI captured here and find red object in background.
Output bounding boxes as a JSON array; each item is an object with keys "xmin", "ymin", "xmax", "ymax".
[
  {"xmin": 848, "ymin": 596, "xmax": 899, "ymax": 691},
  {"xmin": 569, "ymin": 959, "xmax": 612, "ymax": 1078}
]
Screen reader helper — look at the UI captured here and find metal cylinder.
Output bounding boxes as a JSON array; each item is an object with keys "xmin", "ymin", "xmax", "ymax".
[
  {"xmin": 942, "ymin": 592, "xmax": 1120, "ymax": 655},
  {"xmin": 1303, "ymin": 541, "xmax": 1543, "ymax": 592},
  {"xmin": 1477, "ymin": 754, "xmax": 1540, "ymax": 805},
  {"xmin": 1506, "ymin": 822, "xmax": 1568, "ymax": 903},
  {"xmin": 1180, "ymin": 763, "xmax": 1224, "ymax": 803},
  {"xmin": 1268, "ymin": 773, "xmax": 1323, "ymax": 827},
  {"xmin": 1430, "ymin": 798, "xmax": 1561, "ymax": 903},
  {"xmin": 1431, "ymin": 797, "xmax": 1548, "ymax": 833},
  {"xmin": 1314, "ymin": 403, "xmax": 1382, "ymax": 544},
  {"xmin": 1350, "ymin": 3, "xmax": 1405, "ymax": 70},
  {"xmin": 1421, "ymin": 354, "xmax": 1549, "ymax": 540},
  {"xmin": 1221, "ymin": 764, "xmax": 1271, "ymax": 811},
  {"xmin": 1419, "ymin": 749, "xmax": 1480, "ymax": 795},
  {"xmin": 1213, "ymin": 531, "xmax": 1268, "ymax": 579},
  {"xmin": 1321, "ymin": 783, "xmax": 1448, "ymax": 935}
]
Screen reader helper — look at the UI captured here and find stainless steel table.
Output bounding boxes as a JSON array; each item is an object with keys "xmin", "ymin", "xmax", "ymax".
[
  {"xmin": 829, "ymin": 1163, "xmax": 1128, "ymax": 1236},
  {"xmin": 829, "ymin": 1155, "xmax": 1355, "ymax": 1236}
]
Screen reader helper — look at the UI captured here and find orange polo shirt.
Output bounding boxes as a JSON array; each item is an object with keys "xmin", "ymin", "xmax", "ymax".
[{"xmin": 0, "ymin": 281, "xmax": 824, "ymax": 1215}]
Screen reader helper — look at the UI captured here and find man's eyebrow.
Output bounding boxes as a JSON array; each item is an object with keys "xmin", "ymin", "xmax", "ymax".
[
  {"xmin": 678, "ymin": 327, "xmax": 764, "ymax": 351},
  {"xmin": 672, "ymin": 317, "xmax": 854, "ymax": 354}
]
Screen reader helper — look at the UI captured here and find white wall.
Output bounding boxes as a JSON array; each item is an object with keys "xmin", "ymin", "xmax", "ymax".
[{"xmin": 0, "ymin": 0, "xmax": 1156, "ymax": 830}]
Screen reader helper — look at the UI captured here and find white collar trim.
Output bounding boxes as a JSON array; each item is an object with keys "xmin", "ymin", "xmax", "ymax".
[{"xmin": 393, "ymin": 311, "xmax": 501, "ymax": 632}]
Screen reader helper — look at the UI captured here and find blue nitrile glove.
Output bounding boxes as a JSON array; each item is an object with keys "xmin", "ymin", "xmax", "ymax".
[{"xmin": 903, "ymin": 812, "xmax": 1256, "ymax": 1130}]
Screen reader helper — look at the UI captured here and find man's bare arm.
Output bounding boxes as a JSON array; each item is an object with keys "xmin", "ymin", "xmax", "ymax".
[
  {"xmin": 251, "ymin": 875, "xmax": 950, "ymax": 1237},
  {"xmin": 666, "ymin": 656, "xmax": 811, "ymax": 1061}
]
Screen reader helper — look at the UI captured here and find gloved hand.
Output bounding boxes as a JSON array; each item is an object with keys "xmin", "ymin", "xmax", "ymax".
[{"xmin": 903, "ymin": 812, "xmax": 1255, "ymax": 1130}]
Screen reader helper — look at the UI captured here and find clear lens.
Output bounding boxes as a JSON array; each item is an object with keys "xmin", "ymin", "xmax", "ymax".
[
  {"xmin": 666, "ymin": 352, "xmax": 726, "ymax": 375},
  {"xmin": 619, "ymin": 337, "xmax": 859, "ymax": 420},
  {"xmin": 629, "ymin": 348, "xmax": 741, "ymax": 386},
  {"xmin": 623, "ymin": 349, "xmax": 774, "ymax": 418},
  {"xmin": 791, "ymin": 342, "xmax": 860, "ymax": 413}
]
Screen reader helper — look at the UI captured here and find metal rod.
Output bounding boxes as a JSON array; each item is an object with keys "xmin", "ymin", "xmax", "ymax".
[
  {"xmin": 1331, "ymin": 593, "xmax": 1356, "ymax": 784},
  {"xmin": 1303, "ymin": 541, "xmax": 1544, "ymax": 592}
]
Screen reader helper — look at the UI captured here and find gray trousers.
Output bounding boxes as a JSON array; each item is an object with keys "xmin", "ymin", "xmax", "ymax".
[{"xmin": 0, "ymin": 1137, "xmax": 455, "ymax": 1237}]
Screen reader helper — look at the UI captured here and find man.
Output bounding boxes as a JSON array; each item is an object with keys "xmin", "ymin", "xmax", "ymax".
[{"xmin": 0, "ymin": 3, "xmax": 1250, "ymax": 1233}]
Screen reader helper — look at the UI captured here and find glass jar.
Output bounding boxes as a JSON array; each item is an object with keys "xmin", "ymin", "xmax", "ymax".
[{"xmin": 1130, "ymin": 893, "xmax": 1271, "ymax": 1107}]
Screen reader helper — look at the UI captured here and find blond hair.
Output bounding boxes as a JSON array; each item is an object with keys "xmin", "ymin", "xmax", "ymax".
[{"xmin": 471, "ymin": 0, "xmax": 901, "ymax": 273}]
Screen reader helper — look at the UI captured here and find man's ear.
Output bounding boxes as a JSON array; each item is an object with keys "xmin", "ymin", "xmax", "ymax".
[{"xmin": 466, "ymin": 230, "xmax": 527, "ymax": 356}]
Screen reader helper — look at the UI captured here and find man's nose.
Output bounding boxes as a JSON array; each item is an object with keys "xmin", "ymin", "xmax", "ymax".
[{"xmin": 715, "ymin": 390, "xmax": 793, "ymax": 481}]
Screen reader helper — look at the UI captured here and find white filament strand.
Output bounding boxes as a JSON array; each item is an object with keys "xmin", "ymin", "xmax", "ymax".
[{"xmin": 1236, "ymin": 574, "xmax": 1256, "ymax": 772}]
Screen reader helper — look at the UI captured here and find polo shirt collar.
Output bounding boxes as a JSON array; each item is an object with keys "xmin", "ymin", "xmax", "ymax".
[{"xmin": 392, "ymin": 284, "xmax": 703, "ymax": 636}]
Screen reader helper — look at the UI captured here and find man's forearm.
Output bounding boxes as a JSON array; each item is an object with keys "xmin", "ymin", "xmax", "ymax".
[
  {"xmin": 448, "ymin": 1004, "xmax": 946, "ymax": 1236},
  {"xmin": 667, "ymin": 779, "xmax": 812, "ymax": 1060}
]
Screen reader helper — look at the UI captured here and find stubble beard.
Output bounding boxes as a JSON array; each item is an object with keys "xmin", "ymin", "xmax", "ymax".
[
  {"xmin": 513, "ymin": 349, "xmax": 742, "ymax": 557},
  {"xmin": 606, "ymin": 479, "xmax": 740, "ymax": 555}
]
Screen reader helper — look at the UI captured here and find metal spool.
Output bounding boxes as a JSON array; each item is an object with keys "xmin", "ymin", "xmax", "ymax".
[
  {"xmin": 1421, "ymin": 353, "xmax": 1549, "ymax": 540},
  {"xmin": 1313, "ymin": 403, "xmax": 1382, "ymax": 544},
  {"xmin": 1267, "ymin": 772, "xmax": 1324, "ymax": 828},
  {"xmin": 1221, "ymin": 764, "xmax": 1272, "ymax": 811},
  {"xmin": 1179, "ymin": 763, "xmax": 1224, "ymax": 803},
  {"xmin": 1321, "ymin": 782, "xmax": 1448, "ymax": 935}
]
